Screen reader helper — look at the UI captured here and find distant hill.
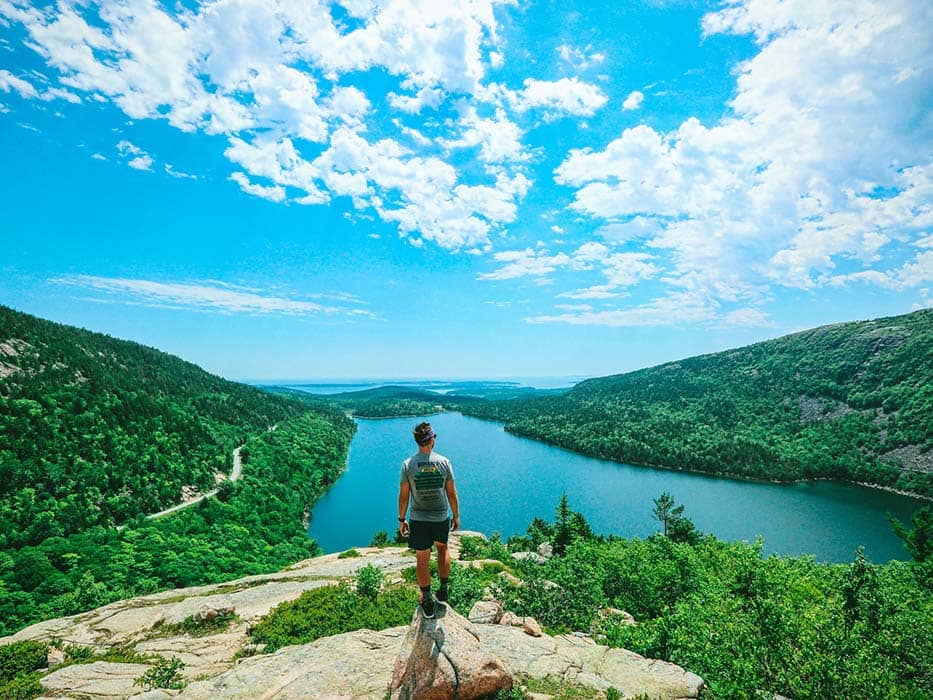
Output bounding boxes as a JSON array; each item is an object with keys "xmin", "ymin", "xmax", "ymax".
[
  {"xmin": 266, "ymin": 381, "xmax": 565, "ymax": 418},
  {"xmin": 462, "ymin": 309, "xmax": 933, "ymax": 497},
  {"xmin": 0, "ymin": 305, "xmax": 309, "ymax": 546}
]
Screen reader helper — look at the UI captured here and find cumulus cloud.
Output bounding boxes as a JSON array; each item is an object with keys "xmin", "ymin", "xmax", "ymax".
[
  {"xmin": 552, "ymin": 0, "xmax": 933, "ymax": 318},
  {"xmin": 497, "ymin": 77, "xmax": 609, "ymax": 117},
  {"xmin": 622, "ymin": 90, "xmax": 643, "ymax": 110},
  {"xmin": 50, "ymin": 274, "xmax": 370, "ymax": 317},
  {"xmin": 1, "ymin": 0, "xmax": 542, "ymax": 251},
  {"xmin": 127, "ymin": 155, "xmax": 153, "ymax": 171}
]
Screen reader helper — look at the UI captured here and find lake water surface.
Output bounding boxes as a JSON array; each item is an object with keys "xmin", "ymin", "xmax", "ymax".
[{"xmin": 307, "ymin": 412, "xmax": 925, "ymax": 563}]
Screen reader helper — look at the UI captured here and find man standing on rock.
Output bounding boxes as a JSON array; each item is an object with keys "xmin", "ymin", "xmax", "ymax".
[{"xmin": 398, "ymin": 421, "xmax": 460, "ymax": 619}]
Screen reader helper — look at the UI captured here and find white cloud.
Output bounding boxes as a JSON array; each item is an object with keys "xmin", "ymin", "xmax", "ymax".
[
  {"xmin": 479, "ymin": 248, "xmax": 571, "ymax": 280},
  {"xmin": 1, "ymin": 0, "xmax": 537, "ymax": 252},
  {"xmin": 0, "ymin": 68, "xmax": 81, "ymax": 103},
  {"xmin": 442, "ymin": 106, "xmax": 528, "ymax": 163},
  {"xmin": 164, "ymin": 163, "xmax": 197, "ymax": 179},
  {"xmin": 90, "ymin": 153, "xmax": 106, "ymax": 161},
  {"xmin": 557, "ymin": 284, "xmax": 621, "ymax": 300},
  {"xmin": 622, "ymin": 90, "xmax": 643, "ymax": 111},
  {"xmin": 229, "ymin": 172, "xmax": 287, "ymax": 203},
  {"xmin": 503, "ymin": 77, "xmax": 608, "ymax": 117},
  {"xmin": 480, "ymin": 242, "xmax": 660, "ymax": 291},
  {"xmin": 553, "ymin": 0, "xmax": 933, "ymax": 308},
  {"xmin": 117, "ymin": 140, "xmax": 144, "ymax": 157},
  {"xmin": 0, "ymin": 69, "xmax": 37, "ymax": 98},
  {"xmin": 127, "ymin": 155, "xmax": 153, "ymax": 171},
  {"xmin": 50, "ymin": 274, "xmax": 373, "ymax": 317},
  {"xmin": 387, "ymin": 86, "xmax": 445, "ymax": 114},
  {"xmin": 556, "ymin": 43, "xmax": 605, "ymax": 71},
  {"xmin": 527, "ymin": 290, "xmax": 717, "ymax": 326},
  {"xmin": 117, "ymin": 139, "xmax": 155, "ymax": 171}
]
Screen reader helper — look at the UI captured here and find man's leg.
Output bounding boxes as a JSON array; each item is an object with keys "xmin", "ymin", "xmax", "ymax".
[
  {"xmin": 435, "ymin": 541, "xmax": 450, "ymax": 603},
  {"xmin": 415, "ymin": 546, "xmax": 436, "ymax": 618},
  {"xmin": 415, "ymin": 548, "xmax": 432, "ymax": 588},
  {"xmin": 435, "ymin": 542, "xmax": 450, "ymax": 579}
]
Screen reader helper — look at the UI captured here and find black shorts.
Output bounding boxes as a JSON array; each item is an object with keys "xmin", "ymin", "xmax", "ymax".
[{"xmin": 408, "ymin": 518, "xmax": 451, "ymax": 551}]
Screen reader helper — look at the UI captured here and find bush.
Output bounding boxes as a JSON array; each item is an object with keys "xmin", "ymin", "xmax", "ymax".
[
  {"xmin": 0, "ymin": 672, "xmax": 43, "ymax": 700},
  {"xmin": 0, "ymin": 641, "xmax": 48, "ymax": 683},
  {"xmin": 134, "ymin": 656, "xmax": 185, "ymax": 691},
  {"xmin": 356, "ymin": 564, "xmax": 384, "ymax": 600},
  {"xmin": 163, "ymin": 610, "xmax": 238, "ymax": 637},
  {"xmin": 338, "ymin": 549, "xmax": 361, "ymax": 559},
  {"xmin": 249, "ymin": 583, "xmax": 417, "ymax": 652}
]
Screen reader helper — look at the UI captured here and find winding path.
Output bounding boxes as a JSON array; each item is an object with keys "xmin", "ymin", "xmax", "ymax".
[
  {"xmin": 116, "ymin": 423, "xmax": 277, "ymax": 530},
  {"xmin": 145, "ymin": 445, "xmax": 244, "ymax": 521}
]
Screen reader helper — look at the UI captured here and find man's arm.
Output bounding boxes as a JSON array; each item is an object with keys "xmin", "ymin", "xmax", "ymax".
[
  {"xmin": 445, "ymin": 479, "xmax": 460, "ymax": 531},
  {"xmin": 398, "ymin": 481, "xmax": 411, "ymax": 536}
]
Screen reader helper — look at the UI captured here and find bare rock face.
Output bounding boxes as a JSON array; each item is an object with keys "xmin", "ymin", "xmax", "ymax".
[
  {"xmin": 39, "ymin": 661, "xmax": 150, "ymax": 699},
  {"xmin": 391, "ymin": 605, "xmax": 512, "ymax": 700},
  {"xmin": 468, "ymin": 600, "xmax": 503, "ymax": 625}
]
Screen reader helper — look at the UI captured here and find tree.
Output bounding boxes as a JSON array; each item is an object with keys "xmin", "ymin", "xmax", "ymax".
[
  {"xmin": 652, "ymin": 492, "xmax": 681, "ymax": 537},
  {"xmin": 652, "ymin": 492, "xmax": 700, "ymax": 544},
  {"xmin": 889, "ymin": 506, "xmax": 933, "ymax": 562},
  {"xmin": 554, "ymin": 494, "xmax": 573, "ymax": 556}
]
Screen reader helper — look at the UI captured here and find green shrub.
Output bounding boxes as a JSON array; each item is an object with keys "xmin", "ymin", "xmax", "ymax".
[
  {"xmin": 0, "ymin": 641, "xmax": 48, "ymax": 683},
  {"xmin": 338, "ymin": 549, "xmax": 361, "ymax": 559},
  {"xmin": 458, "ymin": 534, "xmax": 512, "ymax": 564},
  {"xmin": 162, "ymin": 610, "xmax": 238, "ymax": 637},
  {"xmin": 356, "ymin": 564, "xmax": 384, "ymax": 600},
  {"xmin": 0, "ymin": 672, "xmax": 43, "ymax": 700},
  {"xmin": 134, "ymin": 656, "xmax": 185, "ymax": 691},
  {"xmin": 250, "ymin": 583, "xmax": 417, "ymax": 652},
  {"xmin": 64, "ymin": 645, "xmax": 94, "ymax": 662}
]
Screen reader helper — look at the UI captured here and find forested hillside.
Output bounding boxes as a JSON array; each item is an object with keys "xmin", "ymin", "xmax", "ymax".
[
  {"xmin": 0, "ymin": 306, "xmax": 356, "ymax": 635},
  {"xmin": 0, "ymin": 305, "xmax": 308, "ymax": 547},
  {"xmin": 463, "ymin": 310, "xmax": 933, "ymax": 497},
  {"xmin": 0, "ymin": 412, "xmax": 355, "ymax": 636}
]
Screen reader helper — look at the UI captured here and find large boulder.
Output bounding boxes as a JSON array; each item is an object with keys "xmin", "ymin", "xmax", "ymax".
[{"xmin": 391, "ymin": 605, "xmax": 512, "ymax": 700}]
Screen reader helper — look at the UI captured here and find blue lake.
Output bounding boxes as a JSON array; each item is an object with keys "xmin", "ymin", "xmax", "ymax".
[{"xmin": 307, "ymin": 412, "xmax": 925, "ymax": 563}]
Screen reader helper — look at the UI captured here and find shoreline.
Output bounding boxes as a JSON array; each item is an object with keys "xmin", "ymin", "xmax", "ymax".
[{"xmin": 419, "ymin": 408, "xmax": 933, "ymax": 503}]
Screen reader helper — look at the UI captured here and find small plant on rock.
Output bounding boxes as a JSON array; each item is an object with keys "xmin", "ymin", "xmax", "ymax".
[
  {"xmin": 134, "ymin": 656, "xmax": 186, "ymax": 691},
  {"xmin": 356, "ymin": 564, "xmax": 384, "ymax": 600}
]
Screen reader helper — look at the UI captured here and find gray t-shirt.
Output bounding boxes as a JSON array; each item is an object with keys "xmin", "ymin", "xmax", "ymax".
[{"xmin": 400, "ymin": 451, "xmax": 455, "ymax": 522}]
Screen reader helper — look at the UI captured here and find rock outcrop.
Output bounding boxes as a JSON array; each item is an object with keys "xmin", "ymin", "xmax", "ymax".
[
  {"xmin": 2, "ymin": 534, "xmax": 705, "ymax": 699},
  {"xmin": 391, "ymin": 605, "xmax": 512, "ymax": 699}
]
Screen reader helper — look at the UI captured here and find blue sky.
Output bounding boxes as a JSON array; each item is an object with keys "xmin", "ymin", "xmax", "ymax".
[{"xmin": 1, "ymin": 0, "xmax": 930, "ymax": 381}]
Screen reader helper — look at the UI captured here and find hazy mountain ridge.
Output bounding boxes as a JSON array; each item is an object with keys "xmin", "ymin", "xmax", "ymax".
[{"xmin": 460, "ymin": 309, "xmax": 932, "ymax": 496}]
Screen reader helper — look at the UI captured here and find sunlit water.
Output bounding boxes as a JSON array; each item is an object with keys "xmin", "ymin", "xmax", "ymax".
[{"xmin": 308, "ymin": 412, "xmax": 924, "ymax": 563}]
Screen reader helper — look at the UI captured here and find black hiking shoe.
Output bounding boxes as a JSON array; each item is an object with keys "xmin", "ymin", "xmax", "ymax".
[
  {"xmin": 435, "ymin": 586, "xmax": 449, "ymax": 604},
  {"xmin": 420, "ymin": 594, "xmax": 436, "ymax": 619}
]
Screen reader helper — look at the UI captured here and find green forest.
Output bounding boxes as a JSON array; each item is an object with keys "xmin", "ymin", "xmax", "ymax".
[
  {"xmin": 0, "ymin": 306, "xmax": 355, "ymax": 636},
  {"xmin": 457, "ymin": 309, "xmax": 933, "ymax": 497},
  {"xmin": 462, "ymin": 497, "xmax": 933, "ymax": 699}
]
